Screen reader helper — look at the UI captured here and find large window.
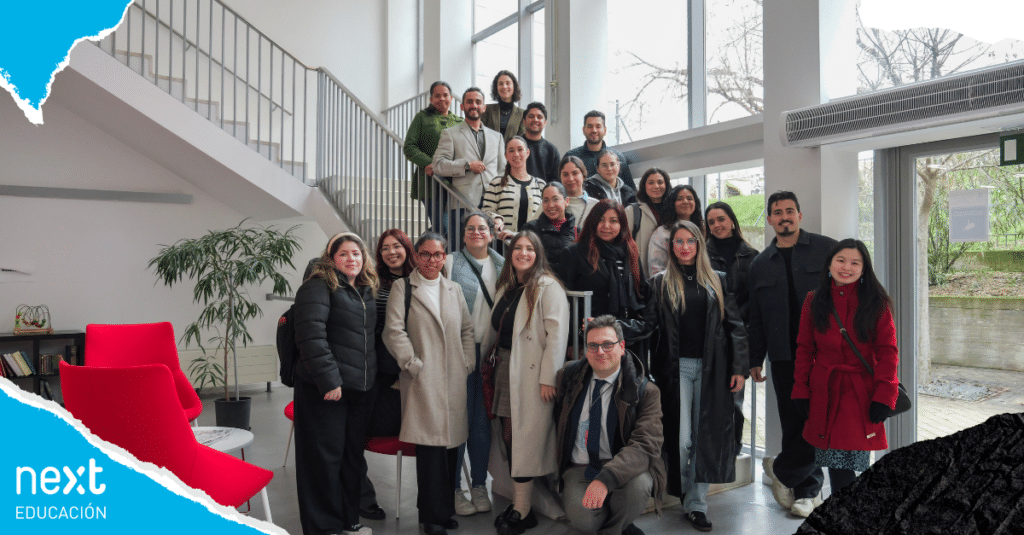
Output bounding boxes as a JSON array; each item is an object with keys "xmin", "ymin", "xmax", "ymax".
[
  {"xmin": 472, "ymin": 1, "xmax": 545, "ymax": 106},
  {"xmin": 474, "ymin": 23, "xmax": 518, "ymax": 94},
  {"xmin": 845, "ymin": 7, "xmax": 1024, "ymax": 99},
  {"xmin": 606, "ymin": 0, "xmax": 689, "ymax": 143},
  {"xmin": 705, "ymin": 0, "xmax": 764, "ymax": 125}
]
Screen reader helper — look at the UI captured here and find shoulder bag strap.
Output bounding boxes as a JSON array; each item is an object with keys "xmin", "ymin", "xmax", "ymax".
[
  {"xmin": 831, "ymin": 304, "xmax": 875, "ymax": 376},
  {"xmin": 403, "ymin": 277, "xmax": 412, "ymax": 329},
  {"xmin": 462, "ymin": 251, "xmax": 494, "ymax": 308}
]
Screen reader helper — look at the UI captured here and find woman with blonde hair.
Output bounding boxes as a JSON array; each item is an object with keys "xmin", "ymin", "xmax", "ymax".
[
  {"xmin": 293, "ymin": 232, "xmax": 380, "ymax": 535},
  {"xmin": 484, "ymin": 230, "xmax": 569, "ymax": 535},
  {"xmin": 646, "ymin": 220, "xmax": 748, "ymax": 532}
]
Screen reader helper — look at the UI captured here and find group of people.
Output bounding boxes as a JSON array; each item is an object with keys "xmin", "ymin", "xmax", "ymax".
[{"xmin": 287, "ymin": 71, "xmax": 901, "ymax": 535}]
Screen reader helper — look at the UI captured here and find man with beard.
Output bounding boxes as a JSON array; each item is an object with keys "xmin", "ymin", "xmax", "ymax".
[
  {"xmin": 433, "ymin": 87, "xmax": 506, "ymax": 214},
  {"xmin": 747, "ymin": 191, "xmax": 837, "ymax": 518},
  {"xmin": 564, "ymin": 111, "xmax": 635, "ymax": 190},
  {"xmin": 522, "ymin": 102, "xmax": 560, "ymax": 184}
]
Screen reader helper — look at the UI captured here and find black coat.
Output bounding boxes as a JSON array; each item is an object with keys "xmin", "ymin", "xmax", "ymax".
[
  {"xmin": 556, "ymin": 242, "xmax": 651, "ymax": 347},
  {"xmin": 645, "ymin": 271, "xmax": 749, "ymax": 488},
  {"xmin": 521, "ymin": 212, "xmax": 577, "ymax": 266},
  {"xmin": 706, "ymin": 239, "xmax": 759, "ymax": 324},
  {"xmin": 293, "ymin": 273, "xmax": 377, "ymax": 394}
]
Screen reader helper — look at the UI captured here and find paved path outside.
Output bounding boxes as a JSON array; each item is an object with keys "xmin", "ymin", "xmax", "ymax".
[{"xmin": 740, "ymin": 363, "xmax": 1024, "ymax": 449}]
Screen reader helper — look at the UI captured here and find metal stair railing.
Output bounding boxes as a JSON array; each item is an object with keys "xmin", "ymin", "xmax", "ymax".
[{"xmin": 89, "ymin": 0, "xmax": 479, "ymax": 248}]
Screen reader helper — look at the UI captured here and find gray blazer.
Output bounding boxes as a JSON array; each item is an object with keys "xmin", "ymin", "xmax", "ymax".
[{"xmin": 432, "ymin": 121, "xmax": 506, "ymax": 209}]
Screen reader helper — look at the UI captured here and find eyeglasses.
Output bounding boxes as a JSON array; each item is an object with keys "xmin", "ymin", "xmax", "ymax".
[
  {"xmin": 672, "ymin": 238, "xmax": 698, "ymax": 247},
  {"xmin": 465, "ymin": 226, "xmax": 490, "ymax": 235},
  {"xmin": 598, "ymin": 162, "xmax": 619, "ymax": 169},
  {"xmin": 586, "ymin": 340, "xmax": 621, "ymax": 353},
  {"xmin": 417, "ymin": 251, "xmax": 446, "ymax": 262}
]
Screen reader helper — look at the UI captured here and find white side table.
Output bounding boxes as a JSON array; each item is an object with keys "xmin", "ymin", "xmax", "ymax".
[
  {"xmin": 194, "ymin": 426, "xmax": 255, "ymax": 459},
  {"xmin": 193, "ymin": 426, "xmax": 266, "ymax": 519}
]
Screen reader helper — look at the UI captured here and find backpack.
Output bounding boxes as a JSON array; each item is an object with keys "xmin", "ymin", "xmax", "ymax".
[
  {"xmin": 276, "ymin": 305, "xmax": 298, "ymax": 387},
  {"xmin": 276, "ymin": 277, "xmax": 413, "ymax": 388},
  {"xmin": 630, "ymin": 203, "xmax": 643, "ymax": 240}
]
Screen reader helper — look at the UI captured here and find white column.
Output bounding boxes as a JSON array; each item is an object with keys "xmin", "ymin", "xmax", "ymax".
[
  {"xmin": 761, "ymin": 0, "xmax": 858, "ymax": 456},
  {"xmin": 545, "ymin": 0, "xmax": 608, "ymax": 153},
  {"xmin": 423, "ymin": 0, "xmax": 474, "ymax": 96}
]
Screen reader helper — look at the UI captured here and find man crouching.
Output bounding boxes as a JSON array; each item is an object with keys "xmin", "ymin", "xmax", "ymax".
[{"xmin": 553, "ymin": 315, "xmax": 666, "ymax": 535}]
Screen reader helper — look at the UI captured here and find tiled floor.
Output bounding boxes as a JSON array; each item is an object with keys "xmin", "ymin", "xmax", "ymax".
[{"xmin": 204, "ymin": 385, "xmax": 808, "ymax": 535}]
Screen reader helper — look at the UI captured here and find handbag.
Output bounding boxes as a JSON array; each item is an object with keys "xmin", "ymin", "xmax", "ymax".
[
  {"xmin": 831, "ymin": 306, "xmax": 911, "ymax": 416},
  {"xmin": 481, "ymin": 286, "xmax": 523, "ymax": 420}
]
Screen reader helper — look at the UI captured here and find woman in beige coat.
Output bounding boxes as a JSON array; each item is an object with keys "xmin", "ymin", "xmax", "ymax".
[
  {"xmin": 383, "ymin": 231, "xmax": 475, "ymax": 535},
  {"xmin": 483, "ymin": 230, "xmax": 569, "ymax": 535}
]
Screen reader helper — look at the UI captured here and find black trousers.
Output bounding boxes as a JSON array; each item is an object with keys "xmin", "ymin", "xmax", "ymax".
[
  {"xmin": 769, "ymin": 359, "xmax": 824, "ymax": 499},
  {"xmin": 294, "ymin": 379, "xmax": 375, "ymax": 534},
  {"xmin": 415, "ymin": 445, "xmax": 458, "ymax": 525}
]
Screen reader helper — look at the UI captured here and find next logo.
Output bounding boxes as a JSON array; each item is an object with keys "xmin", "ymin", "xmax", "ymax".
[{"xmin": 16, "ymin": 459, "xmax": 106, "ymax": 495}]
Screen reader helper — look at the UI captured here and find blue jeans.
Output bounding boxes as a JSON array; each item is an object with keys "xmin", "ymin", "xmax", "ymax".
[
  {"xmin": 456, "ymin": 344, "xmax": 491, "ymax": 488},
  {"xmin": 679, "ymin": 358, "xmax": 709, "ymax": 513}
]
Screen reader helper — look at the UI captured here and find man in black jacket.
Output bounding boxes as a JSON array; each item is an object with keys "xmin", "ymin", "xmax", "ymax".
[
  {"xmin": 553, "ymin": 315, "xmax": 665, "ymax": 535},
  {"xmin": 522, "ymin": 102, "xmax": 561, "ymax": 184},
  {"xmin": 747, "ymin": 191, "xmax": 838, "ymax": 518}
]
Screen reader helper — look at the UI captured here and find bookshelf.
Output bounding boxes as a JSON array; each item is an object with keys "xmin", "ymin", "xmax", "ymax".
[{"xmin": 0, "ymin": 330, "xmax": 85, "ymax": 403}]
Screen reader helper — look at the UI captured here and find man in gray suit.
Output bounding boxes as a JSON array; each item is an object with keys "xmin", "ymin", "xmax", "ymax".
[{"xmin": 432, "ymin": 87, "xmax": 506, "ymax": 231}]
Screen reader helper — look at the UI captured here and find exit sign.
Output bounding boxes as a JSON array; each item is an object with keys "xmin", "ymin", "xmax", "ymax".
[{"xmin": 1001, "ymin": 134, "xmax": 1024, "ymax": 166}]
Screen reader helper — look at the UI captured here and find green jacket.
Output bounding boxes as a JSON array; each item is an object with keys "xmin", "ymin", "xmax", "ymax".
[{"xmin": 403, "ymin": 108, "xmax": 463, "ymax": 200}]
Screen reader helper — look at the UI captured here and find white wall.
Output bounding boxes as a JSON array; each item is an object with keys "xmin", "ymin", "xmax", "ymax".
[
  {"xmin": 220, "ymin": 0, "xmax": 388, "ymax": 113},
  {"xmin": 0, "ymin": 95, "xmax": 327, "ymax": 350}
]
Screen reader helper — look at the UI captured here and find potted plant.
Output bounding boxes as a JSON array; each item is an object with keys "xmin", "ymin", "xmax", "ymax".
[{"xmin": 149, "ymin": 220, "xmax": 301, "ymax": 429}]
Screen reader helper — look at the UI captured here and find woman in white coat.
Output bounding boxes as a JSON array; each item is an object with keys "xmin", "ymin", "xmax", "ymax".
[
  {"xmin": 483, "ymin": 230, "xmax": 569, "ymax": 535},
  {"xmin": 383, "ymin": 231, "xmax": 475, "ymax": 535}
]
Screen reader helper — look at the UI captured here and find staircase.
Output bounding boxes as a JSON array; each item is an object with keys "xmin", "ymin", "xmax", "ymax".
[{"xmin": 88, "ymin": 0, "xmax": 475, "ymax": 246}]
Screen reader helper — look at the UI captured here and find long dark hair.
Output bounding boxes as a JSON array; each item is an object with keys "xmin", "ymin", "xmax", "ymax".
[
  {"xmin": 375, "ymin": 229, "xmax": 415, "ymax": 286},
  {"xmin": 810, "ymin": 239, "xmax": 892, "ymax": 342},
  {"xmin": 495, "ymin": 231, "xmax": 562, "ymax": 326},
  {"xmin": 704, "ymin": 201, "xmax": 749, "ymax": 244},
  {"xmin": 577, "ymin": 200, "xmax": 642, "ymax": 295},
  {"xmin": 637, "ymin": 168, "xmax": 670, "ymax": 205},
  {"xmin": 500, "ymin": 136, "xmax": 530, "ymax": 188},
  {"xmin": 660, "ymin": 185, "xmax": 703, "ymax": 231}
]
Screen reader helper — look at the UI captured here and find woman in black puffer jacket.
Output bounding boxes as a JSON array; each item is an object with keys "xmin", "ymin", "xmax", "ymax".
[{"xmin": 293, "ymin": 232, "xmax": 379, "ymax": 535}]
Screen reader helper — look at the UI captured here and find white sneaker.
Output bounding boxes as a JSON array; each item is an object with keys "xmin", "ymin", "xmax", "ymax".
[
  {"xmin": 762, "ymin": 456, "xmax": 795, "ymax": 509},
  {"xmin": 470, "ymin": 486, "xmax": 492, "ymax": 513},
  {"xmin": 454, "ymin": 489, "xmax": 477, "ymax": 516},
  {"xmin": 342, "ymin": 524, "xmax": 372, "ymax": 535},
  {"xmin": 790, "ymin": 495, "xmax": 823, "ymax": 518}
]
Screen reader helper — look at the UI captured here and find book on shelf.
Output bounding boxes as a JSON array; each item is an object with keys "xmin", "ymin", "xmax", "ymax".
[
  {"xmin": 11, "ymin": 352, "xmax": 30, "ymax": 376},
  {"xmin": 17, "ymin": 351, "xmax": 37, "ymax": 375},
  {"xmin": 3, "ymin": 353, "xmax": 24, "ymax": 377},
  {"xmin": 40, "ymin": 380, "xmax": 54, "ymax": 401},
  {"xmin": 0, "ymin": 354, "xmax": 6, "ymax": 377},
  {"xmin": 65, "ymin": 345, "xmax": 80, "ymax": 366}
]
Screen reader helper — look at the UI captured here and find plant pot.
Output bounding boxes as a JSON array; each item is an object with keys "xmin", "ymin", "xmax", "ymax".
[{"xmin": 214, "ymin": 396, "xmax": 252, "ymax": 430}]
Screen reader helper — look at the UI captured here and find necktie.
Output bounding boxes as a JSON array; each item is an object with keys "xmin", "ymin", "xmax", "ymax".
[{"xmin": 585, "ymin": 379, "xmax": 606, "ymax": 479}]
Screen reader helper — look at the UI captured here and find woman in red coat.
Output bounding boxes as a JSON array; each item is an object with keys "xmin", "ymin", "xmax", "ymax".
[{"xmin": 792, "ymin": 239, "xmax": 899, "ymax": 502}]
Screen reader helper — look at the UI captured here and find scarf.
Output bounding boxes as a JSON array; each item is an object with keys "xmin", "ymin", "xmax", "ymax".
[{"xmin": 597, "ymin": 240, "xmax": 641, "ymax": 315}]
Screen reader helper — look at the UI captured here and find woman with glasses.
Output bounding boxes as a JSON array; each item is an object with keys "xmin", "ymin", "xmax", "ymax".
[
  {"xmin": 483, "ymin": 230, "xmax": 568, "ymax": 535},
  {"xmin": 645, "ymin": 220, "xmax": 748, "ymax": 532},
  {"xmin": 444, "ymin": 212, "xmax": 505, "ymax": 516},
  {"xmin": 557, "ymin": 200, "xmax": 650, "ymax": 356},
  {"xmin": 522, "ymin": 182, "xmax": 577, "ymax": 267},
  {"xmin": 647, "ymin": 185, "xmax": 704, "ymax": 277},
  {"xmin": 293, "ymin": 233, "xmax": 380, "ymax": 535},
  {"xmin": 482, "ymin": 136, "xmax": 545, "ymax": 241},
  {"xmin": 383, "ymin": 232, "xmax": 475, "ymax": 535}
]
